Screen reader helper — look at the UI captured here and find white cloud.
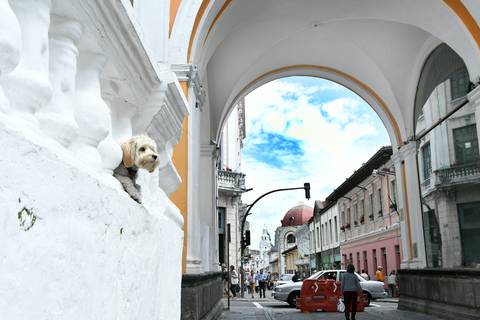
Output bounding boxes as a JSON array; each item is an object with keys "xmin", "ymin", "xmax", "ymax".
[{"xmin": 239, "ymin": 77, "xmax": 390, "ymax": 249}]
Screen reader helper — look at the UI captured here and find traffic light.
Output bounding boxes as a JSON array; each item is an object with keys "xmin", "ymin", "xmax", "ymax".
[
  {"xmin": 244, "ymin": 230, "xmax": 251, "ymax": 247},
  {"xmin": 304, "ymin": 182, "xmax": 310, "ymax": 200}
]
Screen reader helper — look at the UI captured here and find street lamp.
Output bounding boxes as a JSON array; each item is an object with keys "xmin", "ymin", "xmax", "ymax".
[{"xmin": 238, "ymin": 183, "xmax": 311, "ymax": 297}]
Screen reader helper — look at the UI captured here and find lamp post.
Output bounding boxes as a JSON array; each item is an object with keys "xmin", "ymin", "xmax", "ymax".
[{"xmin": 239, "ymin": 183, "xmax": 311, "ymax": 298}]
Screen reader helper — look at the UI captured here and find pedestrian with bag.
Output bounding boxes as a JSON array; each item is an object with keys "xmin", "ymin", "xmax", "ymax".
[
  {"xmin": 341, "ymin": 264, "xmax": 362, "ymax": 320},
  {"xmin": 230, "ymin": 265, "xmax": 239, "ymax": 298},
  {"xmin": 387, "ymin": 270, "xmax": 397, "ymax": 297}
]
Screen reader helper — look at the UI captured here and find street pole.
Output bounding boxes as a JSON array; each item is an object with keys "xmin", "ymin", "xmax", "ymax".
[{"xmin": 239, "ymin": 183, "xmax": 310, "ymax": 298}]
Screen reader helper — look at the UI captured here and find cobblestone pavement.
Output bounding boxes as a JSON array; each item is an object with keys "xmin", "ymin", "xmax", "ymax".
[{"xmin": 220, "ymin": 297, "xmax": 440, "ymax": 320}]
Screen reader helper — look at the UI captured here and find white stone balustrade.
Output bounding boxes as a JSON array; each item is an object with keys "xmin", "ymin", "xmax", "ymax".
[
  {"xmin": 37, "ymin": 15, "xmax": 82, "ymax": 147},
  {"xmin": 2, "ymin": 0, "xmax": 52, "ymax": 127},
  {"xmin": 0, "ymin": 0, "xmax": 21, "ymax": 113},
  {"xmin": 69, "ymin": 52, "xmax": 110, "ymax": 171}
]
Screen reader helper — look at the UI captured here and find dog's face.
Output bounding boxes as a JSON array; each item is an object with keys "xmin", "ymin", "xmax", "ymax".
[{"xmin": 121, "ymin": 135, "xmax": 160, "ymax": 173}]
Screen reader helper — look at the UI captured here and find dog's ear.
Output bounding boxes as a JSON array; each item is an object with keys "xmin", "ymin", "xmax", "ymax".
[{"xmin": 121, "ymin": 138, "xmax": 136, "ymax": 168}]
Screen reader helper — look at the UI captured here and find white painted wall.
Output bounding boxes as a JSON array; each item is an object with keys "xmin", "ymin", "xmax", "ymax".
[{"xmin": 0, "ymin": 119, "xmax": 183, "ymax": 320}]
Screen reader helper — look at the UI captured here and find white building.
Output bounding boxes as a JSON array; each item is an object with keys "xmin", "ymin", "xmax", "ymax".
[
  {"xmin": 258, "ymin": 226, "xmax": 273, "ymax": 271},
  {"xmin": 217, "ymin": 100, "xmax": 247, "ymax": 272}
]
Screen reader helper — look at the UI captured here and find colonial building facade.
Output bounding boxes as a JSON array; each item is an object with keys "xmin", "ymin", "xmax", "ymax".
[{"xmin": 336, "ymin": 147, "xmax": 402, "ymax": 280}]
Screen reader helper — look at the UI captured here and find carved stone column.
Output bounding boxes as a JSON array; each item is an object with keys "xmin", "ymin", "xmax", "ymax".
[
  {"xmin": 69, "ymin": 52, "xmax": 109, "ymax": 171},
  {"xmin": 37, "ymin": 15, "xmax": 82, "ymax": 146},
  {"xmin": 0, "ymin": 0, "xmax": 21, "ymax": 113},
  {"xmin": 2, "ymin": 0, "xmax": 52, "ymax": 126},
  {"xmin": 111, "ymin": 100, "xmax": 136, "ymax": 143},
  {"xmin": 97, "ymin": 106, "xmax": 123, "ymax": 177}
]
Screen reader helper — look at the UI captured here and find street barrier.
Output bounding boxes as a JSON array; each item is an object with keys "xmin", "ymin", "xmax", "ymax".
[{"xmin": 298, "ymin": 279, "xmax": 366, "ymax": 313}]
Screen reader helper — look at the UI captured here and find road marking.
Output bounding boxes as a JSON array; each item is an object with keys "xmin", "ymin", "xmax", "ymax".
[
  {"xmin": 253, "ymin": 302, "xmax": 263, "ymax": 309},
  {"xmin": 370, "ymin": 303, "xmax": 381, "ymax": 307}
]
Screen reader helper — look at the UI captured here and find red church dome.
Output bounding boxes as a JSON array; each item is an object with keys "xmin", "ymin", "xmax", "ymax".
[{"xmin": 281, "ymin": 204, "xmax": 313, "ymax": 227}]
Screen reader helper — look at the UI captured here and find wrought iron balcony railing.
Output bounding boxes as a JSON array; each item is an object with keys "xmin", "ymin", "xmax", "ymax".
[{"xmin": 218, "ymin": 169, "xmax": 246, "ymax": 193}]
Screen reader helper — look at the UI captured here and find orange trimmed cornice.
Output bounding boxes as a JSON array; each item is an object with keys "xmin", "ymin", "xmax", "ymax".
[
  {"xmin": 187, "ymin": 0, "xmax": 210, "ymax": 62},
  {"xmin": 228, "ymin": 65, "xmax": 404, "ymax": 148},
  {"xmin": 443, "ymin": 0, "xmax": 480, "ymax": 51}
]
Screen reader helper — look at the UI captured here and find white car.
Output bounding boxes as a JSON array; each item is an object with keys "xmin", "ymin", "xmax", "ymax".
[
  {"xmin": 274, "ymin": 273, "xmax": 294, "ymax": 287},
  {"xmin": 272, "ymin": 269, "xmax": 387, "ymax": 307}
]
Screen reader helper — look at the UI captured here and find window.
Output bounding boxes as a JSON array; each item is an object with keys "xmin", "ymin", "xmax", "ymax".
[
  {"xmin": 390, "ymin": 180, "xmax": 397, "ymax": 205},
  {"xmin": 347, "ymin": 208, "xmax": 351, "ymax": 224},
  {"xmin": 334, "ymin": 216, "xmax": 338, "ymax": 242},
  {"xmin": 369, "ymin": 193, "xmax": 374, "ymax": 220},
  {"xmin": 378, "ymin": 188, "xmax": 383, "ymax": 216},
  {"xmin": 354, "ymin": 203, "xmax": 359, "ymax": 224},
  {"xmin": 381, "ymin": 247, "xmax": 388, "ymax": 273},
  {"xmin": 450, "ymin": 68, "xmax": 469, "ymax": 100},
  {"xmin": 356, "ymin": 252, "xmax": 360, "ymax": 271},
  {"xmin": 341, "ymin": 211, "xmax": 345, "ymax": 225},
  {"xmin": 316, "ymin": 226, "xmax": 320, "ymax": 248},
  {"xmin": 363, "ymin": 251, "xmax": 368, "ymax": 273},
  {"xmin": 453, "ymin": 125, "xmax": 479, "ymax": 165},
  {"xmin": 421, "ymin": 143, "xmax": 432, "ymax": 180},
  {"xmin": 218, "ymin": 207, "xmax": 225, "ymax": 232},
  {"xmin": 395, "ymin": 245, "xmax": 401, "ymax": 270},
  {"xmin": 372, "ymin": 249, "xmax": 377, "ymax": 271},
  {"xmin": 359, "ymin": 199, "xmax": 364, "ymax": 218},
  {"xmin": 286, "ymin": 234, "xmax": 296, "ymax": 244},
  {"xmin": 458, "ymin": 202, "xmax": 480, "ymax": 267},
  {"xmin": 329, "ymin": 219, "xmax": 332, "ymax": 243}
]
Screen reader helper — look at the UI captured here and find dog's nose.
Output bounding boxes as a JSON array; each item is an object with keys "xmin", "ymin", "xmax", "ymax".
[{"xmin": 152, "ymin": 154, "xmax": 158, "ymax": 160}]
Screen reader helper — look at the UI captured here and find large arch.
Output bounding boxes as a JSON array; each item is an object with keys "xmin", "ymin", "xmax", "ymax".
[{"xmin": 215, "ymin": 65, "xmax": 404, "ymax": 150}]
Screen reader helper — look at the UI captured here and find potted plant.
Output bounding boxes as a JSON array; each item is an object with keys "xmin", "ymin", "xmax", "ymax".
[
  {"xmin": 340, "ymin": 225, "xmax": 346, "ymax": 232},
  {"xmin": 354, "ymin": 220, "xmax": 358, "ymax": 226},
  {"xmin": 360, "ymin": 216, "xmax": 365, "ymax": 224},
  {"xmin": 345, "ymin": 223, "xmax": 351, "ymax": 229},
  {"xmin": 369, "ymin": 213, "xmax": 374, "ymax": 220}
]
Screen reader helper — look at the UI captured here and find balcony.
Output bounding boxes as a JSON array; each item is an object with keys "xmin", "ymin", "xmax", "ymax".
[
  {"xmin": 434, "ymin": 162, "xmax": 480, "ymax": 188},
  {"xmin": 217, "ymin": 169, "xmax": 246, "ymax": 193}
]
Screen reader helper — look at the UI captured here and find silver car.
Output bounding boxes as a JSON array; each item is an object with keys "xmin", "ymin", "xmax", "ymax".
[{"xmin": 272, "ymin": 269, "xmax": 387, "ymax": 307}]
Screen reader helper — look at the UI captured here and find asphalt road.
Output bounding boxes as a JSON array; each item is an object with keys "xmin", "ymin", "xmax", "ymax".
[{"xmin": 220, "ymin": 297, "xmax": 439, "ymax": 320}]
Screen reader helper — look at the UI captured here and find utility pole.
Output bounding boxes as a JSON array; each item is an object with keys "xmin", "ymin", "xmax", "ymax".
[{"xmin": 239, "ymin": 183, "xmax": 311, "ymax": 297}]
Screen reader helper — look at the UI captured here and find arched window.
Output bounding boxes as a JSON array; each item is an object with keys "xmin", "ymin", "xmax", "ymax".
[
  {"xmin": 414, "ymin": 43, "xmax": 479, "ymax": 269},
  {"xmin": 286, "ymin": 233, "xmax": 296, "ymax": 244}
]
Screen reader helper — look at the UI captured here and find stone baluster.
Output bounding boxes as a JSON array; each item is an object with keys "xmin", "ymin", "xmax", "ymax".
[
  {"xmin": 0, "ymin": 0, "xmax": 21, "ymax": 114},
  {"xmin": 36, "ymin": 15, "xmax": 82, "ymax": 147},
  {"xmin": 111, "ymin": 100, "xmax": 136, "ymax": 143},
  {"xmin": 70, "ymin": 52, "xmax": 110, "ymax": 171},
  {"xmin": 97, "ymin": 106, "xmax": 123, "ymax": 177},
  {"xmin": 1, "ymin": 0, "xmax": 52, "ymax": 127}
]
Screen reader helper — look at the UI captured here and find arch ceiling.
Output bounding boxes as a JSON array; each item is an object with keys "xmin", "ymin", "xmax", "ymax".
[{"xmin": 174, "ymin": 0, "xmax": 480, "ymax": 145}]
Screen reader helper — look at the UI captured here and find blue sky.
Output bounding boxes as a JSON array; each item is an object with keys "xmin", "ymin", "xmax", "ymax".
[{"xmin": 239, "ymin": 76, "xmax": 390, "ymax": 249}]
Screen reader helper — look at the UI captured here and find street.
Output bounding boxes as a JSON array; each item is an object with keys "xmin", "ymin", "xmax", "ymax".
[{"xmin": 220, "ymin": 297, "xmax": 439, "ymax": 320}]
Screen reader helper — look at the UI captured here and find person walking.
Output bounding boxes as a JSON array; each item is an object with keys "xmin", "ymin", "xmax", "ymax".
[
  {"xmin": 248, "ymin": 270, "xmax": 256, "ymax": 298},
  {"xmin": 341, "ymin": 264, "xmax": 362, "ymax": 320},
  {"xmin": 375, "ymin": 266, "xmax": 384, "ymax": 282},
  {"xmin": 387, "ymin": 270, "xmax": 397, "ymax": 297},
  {"xmin": 360, "ymin": 269, "xmax": 370, "ymax": 280},
  {"xmin": 229, "ymin": 265, "xmax": 239, "ymax": 298},
  {"xmin": 258, "ymin": 269, "xmax": 267, "ymax": 298}
]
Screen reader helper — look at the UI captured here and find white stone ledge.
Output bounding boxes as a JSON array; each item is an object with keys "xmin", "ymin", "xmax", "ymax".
[{"xmin": 0, "ymin": 118, "xmax": 183, "ymax": 319}]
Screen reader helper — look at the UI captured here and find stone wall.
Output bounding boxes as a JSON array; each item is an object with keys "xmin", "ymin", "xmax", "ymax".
[
  {"xmin": 398, "ymin": 268, "xmax": 480, "ymax": 320},
  {"xmin": 181, "ymin": 272, "xmax": 224, "ymax": 320}
]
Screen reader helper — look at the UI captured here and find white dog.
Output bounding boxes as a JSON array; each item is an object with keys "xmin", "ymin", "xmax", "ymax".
[{"xmin": 113, "ymin": 135, "xmax": 160, "ymax": 203}]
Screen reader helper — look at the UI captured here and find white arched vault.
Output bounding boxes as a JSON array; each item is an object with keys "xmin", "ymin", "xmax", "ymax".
[{"xmin": 171, "ymin": 0, "xmax": 480, "ymax": 146}]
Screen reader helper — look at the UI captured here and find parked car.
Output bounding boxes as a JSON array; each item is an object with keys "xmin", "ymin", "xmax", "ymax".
[
  {"xmin": 272, "ymin": 269, "xmax": 387, "ymax": 307},
  {"xmin": 274, "ymin": 273, "xmax": 294, "ymax": 288}
]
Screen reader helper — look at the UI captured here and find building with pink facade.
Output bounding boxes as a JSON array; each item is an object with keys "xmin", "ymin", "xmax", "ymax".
[{"xmin": 331, "ymin": 147, "xmax": 402, "ymax": 281}]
